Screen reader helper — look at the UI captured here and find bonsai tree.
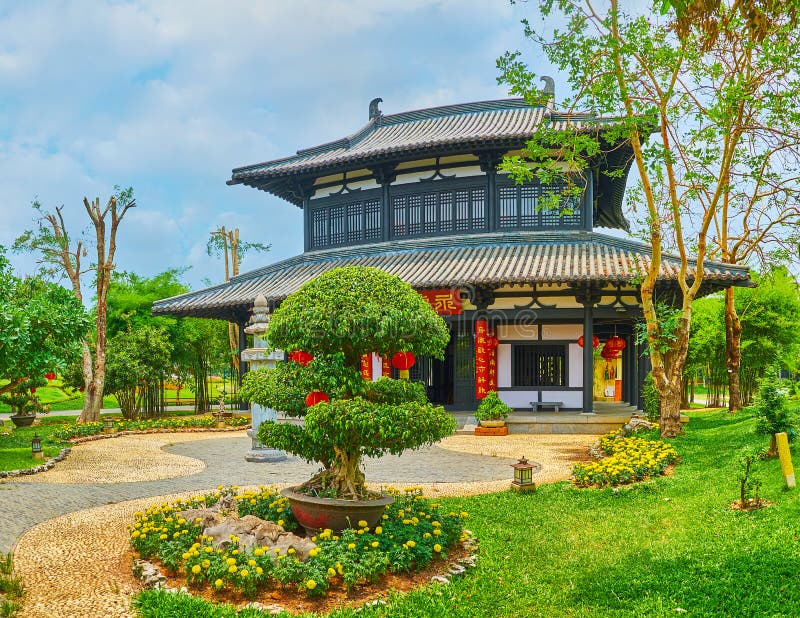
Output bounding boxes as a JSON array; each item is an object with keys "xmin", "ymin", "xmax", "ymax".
[
  {"xmin": 240, "ymin": 266, "xmax": 456, "ymax": 500},
  {"xmin": 475, "ymin": 391, "xmax": 512, "ymax": 423},
  {"xmin": 0, "ymin": 376, "xmax": 49, "ymax": 418},
  {"xmin": 753, "ymin": 371, "xmax": 796, "ymax": 457}
]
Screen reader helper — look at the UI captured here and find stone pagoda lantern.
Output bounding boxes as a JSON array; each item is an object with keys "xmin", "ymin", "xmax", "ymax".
[{"xmin": 241, "ymin": 294, "xmax": 287, "ymax": 462}]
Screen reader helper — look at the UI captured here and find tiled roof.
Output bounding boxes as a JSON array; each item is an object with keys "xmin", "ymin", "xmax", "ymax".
[
  {"xmin": 152, "ymin": 231, "xmax": 751, "ymax": 320},
  {"xmin": 230, "ymin": 99, "xmax": 605, "ymax": 181}
]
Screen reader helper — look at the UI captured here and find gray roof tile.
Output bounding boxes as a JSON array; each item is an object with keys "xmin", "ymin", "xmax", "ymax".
[{"xmin": 152, "ymin": 231, "xmax": 751, "ymax": 320}]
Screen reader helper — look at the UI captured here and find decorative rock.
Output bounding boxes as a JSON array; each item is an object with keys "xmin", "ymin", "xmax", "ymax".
[
  {"xmin": 448, "ymin": 564, "xmax": 466, "ymax": 576},
  {"xmin": 176, "ymin": 508, "xmax": 224, "ymax": 529},
  {"xmin": 622, "ymin": 417, "xmax": 656, "ymax": 433},
  {"xmin": 133, "ymin": 559, "xmax": 167, "ymax": 589},
  {"xmin": 202, "ymin": 515, "xmax": 318, "ymax": 560},
  {"xmin": 430, "ymin": 575, "xmax": 450, "ymax": 584}
]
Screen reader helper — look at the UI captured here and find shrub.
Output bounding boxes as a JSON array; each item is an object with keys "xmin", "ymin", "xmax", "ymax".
[
  {"xmin": 752, "ymin": 372, "xmax": 796, "ymax": 457},
  {"xmin": 128, "ymin": 486, "xmax": 468, "ymax": 600},
  {"xmin": 475, "ymin": 391, "xmax": 512, "ymax": 422},
  {"xmin": 241, "ymin": 266, "xmax": 455, "ymax": 500},
  {"xmin": 573, "ymin": 430, "xmax": 679, "ymax": 487},
  {"xmin": 51, "ymin": 415, "xmax": 248, "ymax": 441},
  {"xmin": 736, "ymin": 447, "xmax": 763, "ymax": 509}
]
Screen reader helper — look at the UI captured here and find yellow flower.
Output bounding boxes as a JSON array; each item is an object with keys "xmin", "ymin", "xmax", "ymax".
[
  {"xmin": 240, "ymin": 569, "xmax": 249, "ymax": 578},
  {"xmin": 204, "ymin": 546, "xmax": 214, "ymax": 554},
  {"xmin": 306, "ymin": 579, "xmax": 317, "ymax": 590},
  {"xmin": 182, "ymin": 552, "xmax": 191, "ymax": 560},
  {"xmin": 433, "ymin": 529, "xmax": 442, "ymax": 536},
  {"xmin": 287, "ymin": 548, "xmax": 296, "ymax": 555},
  {"xmin": 256, "ymin": 567, "xmax": 263, "ymax": 575},
  {"xmin": 371, "ymin": 541, "xmax": 379, "ymax": 548},
  {"xmin": 228, "ymin": 565, "xmax": 237, "ymax": 574},
  {"xmin": 191, "ymin": 564, "xmax": 201, "ymax": 574},
  {"xmin": 226, "ymin": 557, "xmax": 237, "ymax": 566},
  {"xmin": 406, "ymin": 540, "xmax": 416, "ymax": 548},
  {"xmin": 254, "ymin": 548, "xmax": 264, "ymax": 556},
  {"xmin": 358, "ymin": 520, "xmax": 368, "ymax": 528},
  {"xmin": 347, "ymin": 543, "xmax": 356, "ymax": 550},
  {"xmin": 214, "ymin": 579, "xmax": 223, "ymax": 589},
  {"xmin": 375, "ymin": 526, "xmax": 382, "ymax": 535},
  {"xmin": 202, "ymin": 560, "xmax": 210, "ymax": 569},
  {"xmin": 327, "ymin": 567, "xmax": 336, "ymax": 577},
  {"xmin": 434, "ymin": 544, "xmax": 442, "ymax": 552}
]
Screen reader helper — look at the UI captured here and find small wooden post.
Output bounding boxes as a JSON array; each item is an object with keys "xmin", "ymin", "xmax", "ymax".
[{"xmin": 776, "ymin": 432, "xmax": 795, "ymax": 489}]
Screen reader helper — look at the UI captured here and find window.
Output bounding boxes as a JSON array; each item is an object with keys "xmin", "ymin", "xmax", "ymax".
[
  {"xmin": 512, "ymin": 344, "xmax": 566, "ymax": 387},
  {"xmin": 309, "ymin": 194, "xmax": 383, "ymax": 249},
  {"xmin": 392, "ymin": 184, "xmax": 486, "ymax": 238},
  {"xmin": 498, "ymin": 182, "xmax": 582, "ymax": 229}
]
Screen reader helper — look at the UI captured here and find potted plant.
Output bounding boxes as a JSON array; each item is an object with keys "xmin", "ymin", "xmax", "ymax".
[
  {"xmin": 475, "ymin": 390, "xmax": 512, "ymax": 427},
  {"xmin": 2, "ymin": 377, "xmax": 49, "ymax": 428},
  {"xmin": 240, "ymin": 266, "xmax": 456, "ymax": 533}
]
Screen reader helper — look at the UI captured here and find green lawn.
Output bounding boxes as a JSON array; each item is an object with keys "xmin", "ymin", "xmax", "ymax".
[{"xmin": 135, "ymin": 407, "xmax": 800, "ymax": 617}]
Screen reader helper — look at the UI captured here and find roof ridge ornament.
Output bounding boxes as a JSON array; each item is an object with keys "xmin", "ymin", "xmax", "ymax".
[
  {"xmin": 369, "ymin": 97, "xmax": 383, "ymax": 121},
  {"xmin": 540, "ymin": 76, "xmax": 555, "ymax": 116}
]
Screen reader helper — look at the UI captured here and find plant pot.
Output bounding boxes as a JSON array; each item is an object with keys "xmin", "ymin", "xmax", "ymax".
[
  {"xmin": 281, "ymin": 487, "xmax": 394, "ymax": 535},
  {"xmin": 9, "ymin": 414, "xmax": 36, "ymax": 428},
  {"xmin": 478, "ymin": 419, "xmax": 506, "ymax": 428}
]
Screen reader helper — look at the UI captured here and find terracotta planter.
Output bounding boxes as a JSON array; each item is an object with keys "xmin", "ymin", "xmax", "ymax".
[
  {"xmin": 478, "ymin": 419, "xmax": 506, "ymax": 428},
  {"xmin": 9, "ymin": 414, "xmax": 36, "ymax": 428},
  {"xmin": 281, "ymin": 487, "xmax": 394, "ymax": 535}
]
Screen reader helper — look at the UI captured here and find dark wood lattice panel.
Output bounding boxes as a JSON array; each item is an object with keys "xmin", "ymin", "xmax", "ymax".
[{"xmin": 512, "ymin": 344, "xmax": 566, "ymax": 387}]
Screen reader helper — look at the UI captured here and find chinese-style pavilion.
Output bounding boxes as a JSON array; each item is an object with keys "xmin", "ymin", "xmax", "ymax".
[{"xmin": 153, "ymin": 92, "xmax": 751, "ymax": 420}]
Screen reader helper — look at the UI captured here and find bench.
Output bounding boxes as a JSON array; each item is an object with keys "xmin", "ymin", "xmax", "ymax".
[{"xmin": 530, "ymin": 401, "xmax": 564, "ymax": 413}]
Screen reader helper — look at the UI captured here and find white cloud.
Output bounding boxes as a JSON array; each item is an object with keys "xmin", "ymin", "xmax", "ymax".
[{"xmin": 0, "ymin": 0, "xmax": 538, "ymax": 289}]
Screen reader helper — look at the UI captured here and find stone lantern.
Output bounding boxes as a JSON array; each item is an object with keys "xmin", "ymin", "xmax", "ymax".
[{"xmin": 241, "ymin": 294, "xmax": 287, "ymax": 463}]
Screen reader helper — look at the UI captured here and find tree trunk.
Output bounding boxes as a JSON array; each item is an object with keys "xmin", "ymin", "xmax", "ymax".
[
  {"xmin": 327, "ymin": 448, "xmax": 365, "ymax": 499},
  {"xmin": 659, "ymin": 381, "xmax": 684, "ymax": 437},
  {"xmin": 724, "ymin": 287, "xmax": 744, "ymax": 413},
  {"xmin": 766, "ymin": 434, "xmax": 778, "ymax": 458},
  {"xmin": 78, "ymin": 341, "xmax": 96, "ymax": 423}
]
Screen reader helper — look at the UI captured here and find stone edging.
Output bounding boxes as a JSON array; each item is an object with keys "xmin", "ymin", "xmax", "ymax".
[
  {"xmin": 133, "ymin": 532, "xmax": 479, "ymax": 613},
  {"xmin": 68, "ymin": 425, "xmax": 250, "ymax": 445},
  {"xmin": 0, "ymin": 447, "xmax": 71, "ymax": 479}
]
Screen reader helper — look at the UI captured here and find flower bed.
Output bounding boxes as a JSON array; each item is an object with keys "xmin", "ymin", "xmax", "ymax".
[
  {"xmin": 572, "ymin": 431, "xmax": 679, "ymax": 487},
  {"xmin": 52, "ymin": 415, "xmax": 249, "ymax": 441},
  {"xmin": 129, "ymin": 486, "xmax": 468, "ymax": 601}
]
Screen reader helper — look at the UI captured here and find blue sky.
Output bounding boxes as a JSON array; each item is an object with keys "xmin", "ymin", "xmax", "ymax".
[{"xmin": 0, "ymin": 1, "xmax": 566, "ymax": 290}]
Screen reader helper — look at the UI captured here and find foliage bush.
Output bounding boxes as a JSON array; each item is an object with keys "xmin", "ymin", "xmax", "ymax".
[
  {"xmin": 474, "ymin": 391, "xmax": 512, "ymax": 422},
  {"xmin": 51, "ymin": 415, "xmax": 248, "ymax": 441},
  {"xmin": 573, "ymin": 430, "xmax": 679, "ymax": 487},
  {"xmin": 241, "ymin": 266, "xmax": 455, "ymax": 499},
  {"xmin": 129, "ymin": 486, "xmax": 467, "ymax": 601},
  {"xmin": 0, "ymin": 553, "xmax": 23, "ymax": 618},
  {"xmin": 642, "ymin": 373, "xmax": 660, "ymax": 422},
  {"xmin": 752, "ymin": 372, "xmax": 797, "ymax": 454}
]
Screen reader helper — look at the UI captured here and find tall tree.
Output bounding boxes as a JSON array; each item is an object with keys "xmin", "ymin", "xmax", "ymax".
[
  {"xmin": 206, "ymin": 226, "xmax": 269, "ymax": 378},
  {"xmin": 498, "ymin": 0, "xmax": 800, "ymax": 436},
  {"xmin": 14, "ymin": 188, "xmax": 136, "ymax": 422}
]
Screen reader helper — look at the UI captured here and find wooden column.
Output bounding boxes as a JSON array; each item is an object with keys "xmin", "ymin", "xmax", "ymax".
[
  {"xmin": 371, "ymin": 165, "xmax": 396, "ymax": 242},
  {"xmin": 478, "ymin": 152, "xmax": 502, "ymax": 233},
  {"xmin": 630, "ymin": 335, "xmax": 640, "ymax": 409},
  {"xmin": 582, "ymin": 303, "xmax": 594, "ymax": 414},
  {"xmin": 237, "ymin": 318, "xmax": 249, "ymax": 410}
]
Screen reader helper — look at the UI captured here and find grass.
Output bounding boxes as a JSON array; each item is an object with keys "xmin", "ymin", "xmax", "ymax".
[
  {"xmin": 0, "ymin": 553, "xmax": 23, "ymax": 618},
  {"xmin": 134, "ymin": 407, "xmax": 800, "ymax": 617}
]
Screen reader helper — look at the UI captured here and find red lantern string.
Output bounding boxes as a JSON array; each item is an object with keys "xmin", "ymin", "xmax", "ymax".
[
  {"xmin": 577, "ymin": 335, "xmax": 600, "ymax": 348},
  {"xmin": 290, "ymin": 350, "xmax": 314, "ymax": 366}
]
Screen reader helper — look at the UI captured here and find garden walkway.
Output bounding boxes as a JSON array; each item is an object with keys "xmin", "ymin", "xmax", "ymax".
[{"xmin": 1, "ymin": 430, "xmax": 595, "ymax": 617}]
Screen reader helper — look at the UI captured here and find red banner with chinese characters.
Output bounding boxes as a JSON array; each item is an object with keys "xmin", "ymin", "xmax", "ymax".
[
  {"xmin": 381, "ymin": 355, "xmax": 391, "ymax": 377},
  {"xmin": 420, "ymin": 289, "xmax": 463, "ymax": 315},
  {"xmin": 361, "ymin": 354, "xmax": 373, "ymax": 381},
  {"xmin": 475, "ymin": 319, "xmax": 489, "ymax": 399},
  {"xmin": 487, "ymin": 329, "xmax": 498, "ymax": 392}
]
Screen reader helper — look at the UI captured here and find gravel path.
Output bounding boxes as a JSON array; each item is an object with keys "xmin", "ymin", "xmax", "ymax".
[{"xmin": 3, "ymin": 430, "xmax": 596, "ymax": 618}]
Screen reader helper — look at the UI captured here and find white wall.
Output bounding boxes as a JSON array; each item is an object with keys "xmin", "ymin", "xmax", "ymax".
[
  {"xmin": 498, "ymin": 390, "xmax": 582, "ymax": 409},
  {"xmin": 541, "ymin": 324, "xmax": 581, "ymax": 340},
  {"xmin": 497, "ymin": 344, "xmax": 511, "ymax": 388},
  {"xmin": 393, "ymin": 166, "xmax": 483, "ymax": 185},
  {"xmin": 568, "ymin": 343, "xmax": 583, "ymax": 387}
]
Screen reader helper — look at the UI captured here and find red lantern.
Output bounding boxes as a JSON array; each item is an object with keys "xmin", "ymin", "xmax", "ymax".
[
  {"xmin": 600, "ymin": 343, "xmax": 620, "ymax": 359},
  {"xmin": 79, "ymin": 386, "xmax": 85, "ymax": 392},
  {"xmin": 305, "ymin": 391, "xmax": 329, "ymax": 407},
  {"xmin": 606, "ymin": 336, "xmax": 626, "ymax": 352},
  {"xmin": 30, "ymin": 387, "xmax": 36, "ymax": 394},
  {"xmin": 391, "ymin": 352, "xmax": 416, "ymax": 371},
  {"xmin": 291, "ymin": 350, "xmax": 314, "ymax": 366},
  {"xmin": 45, "ymin": 372, "xmax": 56, "ymax": 381},
  {"xmin": 577, "ymin": 335, "xmax": 600, "ymax": 349}
]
